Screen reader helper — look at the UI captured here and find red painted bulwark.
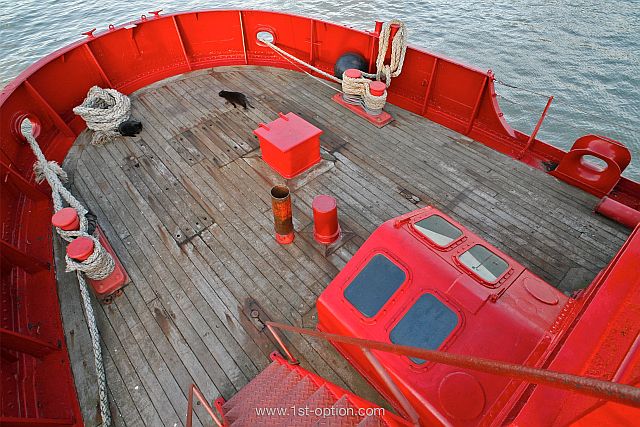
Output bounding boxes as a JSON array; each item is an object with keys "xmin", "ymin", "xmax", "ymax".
[
  {"xmin": 317, "ymin": 207, "xmax": 568, "ymax": 425},
  {"xmin": 1, "ymin": 10, "xmax": 639, "ymax": 424}
]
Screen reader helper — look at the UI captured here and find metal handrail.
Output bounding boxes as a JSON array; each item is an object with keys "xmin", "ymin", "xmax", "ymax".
[
  {"xmin": 186, "ymin": 384, "xmax": 224, "ymax": 427},
  {"xmin": 265, "ymin": 321, "xmax": 640, "ymax": 408}
]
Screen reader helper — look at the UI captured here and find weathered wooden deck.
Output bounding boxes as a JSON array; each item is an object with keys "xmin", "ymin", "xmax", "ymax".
[{"xmin": 57, "ymin": 66, "xmax": 629, "ymax": 426}]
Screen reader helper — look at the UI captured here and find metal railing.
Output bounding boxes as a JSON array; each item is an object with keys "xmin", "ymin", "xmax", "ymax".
[
  {"xmin": 265, "ymin": 321, "xmax": 640, "ymax": 409},
  {"xmin": 186, "ymin": 384, "xmax": 225, "ymax": 427}
]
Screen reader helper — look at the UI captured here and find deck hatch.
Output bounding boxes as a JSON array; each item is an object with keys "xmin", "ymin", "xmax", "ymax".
[
  {"xmin": 390, "ymin": 293, "xmax": 458, "ymax": 364},
  {"xmin": 344, "ymin": 254, "xmax": 405, "ymax": 318},
  {"xmin": 459, "ymin": 245, "xmax": 509, "ymax": 282},
  {"xmin": 414, "ymin": 215, "xmax": 463, "ymax": 247}
]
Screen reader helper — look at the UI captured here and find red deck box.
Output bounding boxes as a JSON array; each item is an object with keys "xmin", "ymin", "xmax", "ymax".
[{"xmin": 254, "ymin": 112, "xmax": 322, "ymax": 179}]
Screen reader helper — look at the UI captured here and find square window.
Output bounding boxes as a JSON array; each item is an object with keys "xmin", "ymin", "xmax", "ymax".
[
  {"xmin": 459, "ymin": 245, "xmax": 509, "ymax": 282},
  {"xmin": 344, "ymin": 254, "xmax": 406, "ymax": 318},
  {"xmin": 390, "ymin": 294, "xmax": 458, "ymax": 363}
]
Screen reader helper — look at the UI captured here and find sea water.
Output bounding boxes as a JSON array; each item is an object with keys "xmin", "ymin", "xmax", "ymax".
[{"xmin": 2, "ymin": 0, "xmax": 638, "ymax": 178}]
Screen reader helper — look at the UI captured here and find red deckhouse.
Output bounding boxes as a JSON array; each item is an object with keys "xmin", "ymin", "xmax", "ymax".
[{"xmin": 1, "ymin": 9, "xmax": 638, "ymax": 427}]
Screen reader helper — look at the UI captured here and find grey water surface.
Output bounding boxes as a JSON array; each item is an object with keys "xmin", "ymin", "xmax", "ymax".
[{"xmin": 1, "ymin": 0, "xmax": 638, "ymax": 178}]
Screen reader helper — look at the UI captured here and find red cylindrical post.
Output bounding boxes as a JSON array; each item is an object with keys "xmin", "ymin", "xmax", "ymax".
[
  {"xmin": 66, "ymin": 236, "xmax": 94, "ymax": 261},
  {"xmin": 271, "ymin": 185, "xmax": 294, "ymax": 244},
  {"xmin": 52, "ymin": 207, "xmax": 80, "ymax": 231},
  {"xmin": 344, "ymin": 68, "xmax": 362, "ymax": 79},
  {"xmin": 369, "ymin": 81, "xmax": 386, "ymax": 97},
  {"xmin": 312, "ymin": 195, "xmax": 340, "ymax": 245},
  {"xmin": 595, "ymin": 196, "xmax": 640, "ymax": 229}
]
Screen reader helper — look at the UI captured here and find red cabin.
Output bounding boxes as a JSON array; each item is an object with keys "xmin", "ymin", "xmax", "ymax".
[{"xmin": 317, "ymin": 206, "xmax": 569, "ymax": 425}]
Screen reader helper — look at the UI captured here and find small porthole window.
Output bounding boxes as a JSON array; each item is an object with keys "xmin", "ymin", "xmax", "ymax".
[
  {"xmin": 390, "ymin": 293, "xmax": 458, "ymax": 364},
  {"xmin": 414, "ymin": 215, "xmax": 463, "ymax": 247},
  {"xmin": 459, "ymin": 245, "xmax": 508, "ymax": 283},
  {"xmin": 256, "ymin": 30, "xmax": 275, "ymax": 46},
  {"xmin": 344, "ymin": 254, "xmax": 406, "ymax": 318}
]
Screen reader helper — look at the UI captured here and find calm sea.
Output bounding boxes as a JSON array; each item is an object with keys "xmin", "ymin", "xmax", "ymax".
[{"xmin": 2, "ymin": 0, "xmax": 638, "ymax": 178}]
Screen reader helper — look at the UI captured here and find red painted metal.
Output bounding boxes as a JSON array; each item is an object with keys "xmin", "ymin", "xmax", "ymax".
[
  {"xmin": 344, "ymin": 68, "xmax": 363, "ymax": 79},
  {"xmin": 332, "ymin": 93, "xmax": 394, "ymax": 127},
  {"xmin": 508, "ymin": 224, "xmax": 640, "ymax": 425},
  {"xmin": 596, "ymin": 196, "xmax": 640, "ymax": 229},
  {"xmin": 267, "ymin": 322, "xmax": 640, "ymax": 408},
  {"xmin": 0, "ymin": 10, "xmax": 638, "ymax": 424},
  {"xmin": 254, "ymin": 112, "xmax": 322, "ymax": 179},
  {"xmin": 317, "ymin": 206, "xmax": 569, "ymax": 425},
  {"xmin": 551, "ymin": 134, "xmax": 632, "ymax": 197},
  {"xmin": 51, "ymin": 207, "xmax": 80, "ymax": 231},
  {"xmin": 186, "ymin": 384, "xmax": 224, "ymax": 427},
  {"xmin": 368, "ymin": 81, "xmax": 386, "ymax": 97},
  {"xmin": 517, "ymin": 95, "xmax": 554, "ymax": 159},
  {"xmin": 64, "ymin": 231, "xmax": 129, "ymax": 302},
  {"xmin": 312, "ymin": 195, "xmax": 341, "ymax": 244},
  {"xmin": 66, "ymin": 236, "xmax": 94, "ymax": 261}
]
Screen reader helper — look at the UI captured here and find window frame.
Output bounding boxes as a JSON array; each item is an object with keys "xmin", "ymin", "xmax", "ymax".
[
  {"xmin": 342, "ymin": 250, "xmax": 410, "ymax": 323},
  {"xmin": 387, "ymin": 291, "xmax": 462, "ymax": 368},
  {"xmin": 408, "ymin": 213, "xmax": 465, "ymax": 250},
  {"xmin": 455, "ymin": 244, "xmax": 511, "ymax": 286}
]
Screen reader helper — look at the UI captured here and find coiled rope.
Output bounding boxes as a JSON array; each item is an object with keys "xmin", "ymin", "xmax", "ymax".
[
  {"xmin": 23, "ymin": 121, "xmax": 112, "ymax": 426},
  {"xmin": 260, "ymin": 18, "xmax": 407, "ymax": 90},
  {"xmin": 73, "ymin": 86, "xmax": 131, "ymax": 145},
  {"xmin": 363, "ymin": 19, "xmax": 408, "ymax": 87}
]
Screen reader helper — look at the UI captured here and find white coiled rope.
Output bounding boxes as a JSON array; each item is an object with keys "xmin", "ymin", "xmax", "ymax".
[
  {"xmin": 73, "ymin": 86, "xmax": 131, "ymax": 145},
  {"xmin": 24, "ymin": 120, "xmax": 112, "ymax": 427}
]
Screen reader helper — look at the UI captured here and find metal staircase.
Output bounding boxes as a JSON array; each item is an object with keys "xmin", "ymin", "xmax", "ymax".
[{"xmin": 187, "ymin": 352, "xmax": 409, "ymax": 427}]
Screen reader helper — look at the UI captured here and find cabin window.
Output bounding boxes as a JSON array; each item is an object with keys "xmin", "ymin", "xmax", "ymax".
[
  {"xmin": 390, "ymin": 293, "xmax": 458, "ymax": 364},
  {"xmin": 344, "ymin": 254, "xmax": 406, "ymax": 318},
  {"xmin": 414, "ymin": 215, "xmax": 463, "ymax": 246},
  {"xmin": 459, "ymin": 245, "xmax": 509, "ymax": 282}
]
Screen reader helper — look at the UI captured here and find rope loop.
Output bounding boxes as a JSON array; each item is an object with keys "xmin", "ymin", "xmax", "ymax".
[
  {"xmin": 362, "ymin": 83, "xmax": 388, "ymax": 112},
  {"xmin": 73, "ymin": 86, "xmax": 131, "ymax": 145},
  {"xmin": 65, "ymin": 235, "xmax": 116, "ymax": 280}
]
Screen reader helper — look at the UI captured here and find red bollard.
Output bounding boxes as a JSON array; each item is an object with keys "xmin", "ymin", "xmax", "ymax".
[
  {"xmin": 55, "ymin": 208, "xmax": 129, "ymax": 303},
  {"xmin": 312, "ymin": 195, "xmax": 341, "ymax": 245},
  {"xmin": 271, "ymin": 185, "xmax": 295, "ymax": 244},
  {"xmin": 52, "ymin": 207, "xmax": 81, "ymax": 231},
  {"xmin": 66, "ymin": 235, "xmax": 129, "ymax": 303}
]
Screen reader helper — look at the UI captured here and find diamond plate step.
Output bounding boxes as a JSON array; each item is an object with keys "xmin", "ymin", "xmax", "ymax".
[{"xmin": 311, "ymin": 395, "xmax": 364, "ymax": 427}]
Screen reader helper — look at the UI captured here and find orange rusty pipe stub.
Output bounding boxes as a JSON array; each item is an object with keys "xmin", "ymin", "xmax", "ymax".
[{"xmin": 271, "ymin": 185, "xmax": 294, "ymax": 244}]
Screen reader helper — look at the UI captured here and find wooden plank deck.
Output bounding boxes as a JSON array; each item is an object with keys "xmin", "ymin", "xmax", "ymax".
[{"xmin": 57, "ymin": 66, "xmax": 629, "ymax": 426}]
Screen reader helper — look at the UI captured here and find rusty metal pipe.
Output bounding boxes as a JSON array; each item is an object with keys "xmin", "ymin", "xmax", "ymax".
[
  {"xmin": 266, "ymin": 321, "xmax": 640, "ymax": 408},
  {"xmin": 186, "ymin": 384, "xmax": 224, "ymax": 427},
  {"xmin": 271, "ymin": 185, "xmax": 294, "ymax": 244}
]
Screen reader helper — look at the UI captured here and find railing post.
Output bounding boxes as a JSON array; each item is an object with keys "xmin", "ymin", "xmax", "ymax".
[
  {"xmin": 266, "ymin": 323, "xmax": 299, "ymax": 364},
  {"xmin": 186, "ymin": 384, "xmax": 224, "ymax": 427},
  {"xmin": 517, "ymin": 96, "xmax": 554, "ymax": 159},
  {"xmin": 362, "ymin": 348, "xmax": 422, "ymax": 425}
]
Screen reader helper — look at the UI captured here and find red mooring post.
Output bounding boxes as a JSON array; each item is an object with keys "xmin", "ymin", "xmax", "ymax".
[
  {"xmin": 271, "ymin": 185, "xmax": 294, "ymax": 244},
  {"xmin": 51, "ymin": 207, "xmax": 80, "ymax": 230},
  {"xmin": 56, "ymin": 208, "xmax": 129, "ymax": 303},
  {"xmin": 312, "ymin": 195, "xmax": 340, "ymax": 244}
]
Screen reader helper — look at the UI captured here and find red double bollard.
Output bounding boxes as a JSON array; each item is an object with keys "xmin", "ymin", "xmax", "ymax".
[{"xmin": 52, "ymin": 208, "xmax": 129, "ymax": 303}]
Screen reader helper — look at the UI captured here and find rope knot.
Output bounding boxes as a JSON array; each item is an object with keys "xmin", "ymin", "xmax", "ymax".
[{"xmin": 33, "ymin": 160, "xmax": 68, "ymax": 184}]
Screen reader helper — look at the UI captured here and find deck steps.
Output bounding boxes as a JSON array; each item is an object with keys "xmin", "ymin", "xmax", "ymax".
[{"xmin": 220, "ymin": 356, "xmax": 406, "ymax": 426}]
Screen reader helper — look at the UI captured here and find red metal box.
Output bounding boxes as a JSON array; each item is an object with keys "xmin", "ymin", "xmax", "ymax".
[{"xmin": 254, "ymin": 112, "xmax": 322, "ymax": 179}]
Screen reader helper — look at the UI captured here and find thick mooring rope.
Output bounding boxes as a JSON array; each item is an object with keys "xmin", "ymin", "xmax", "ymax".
[
  {"xmin": 363, "ymin": 19, "xmax": 408, "ymax": 87},
  {"xmin": 73, "ymin": 86, "xmax": 131, "ymax": 145},
  {"xmin": 24, "ymin": 123, "xmax": 112, "ymax": 427}
]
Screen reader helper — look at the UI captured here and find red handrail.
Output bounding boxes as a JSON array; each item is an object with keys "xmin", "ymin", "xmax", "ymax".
[
  {"xmin": 265, "ymin": 321, "xmax": 640, "ymax": 408},
  {"xmin": 186, "ymin": 384, "xmax": 224, "ymax": 427}
]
